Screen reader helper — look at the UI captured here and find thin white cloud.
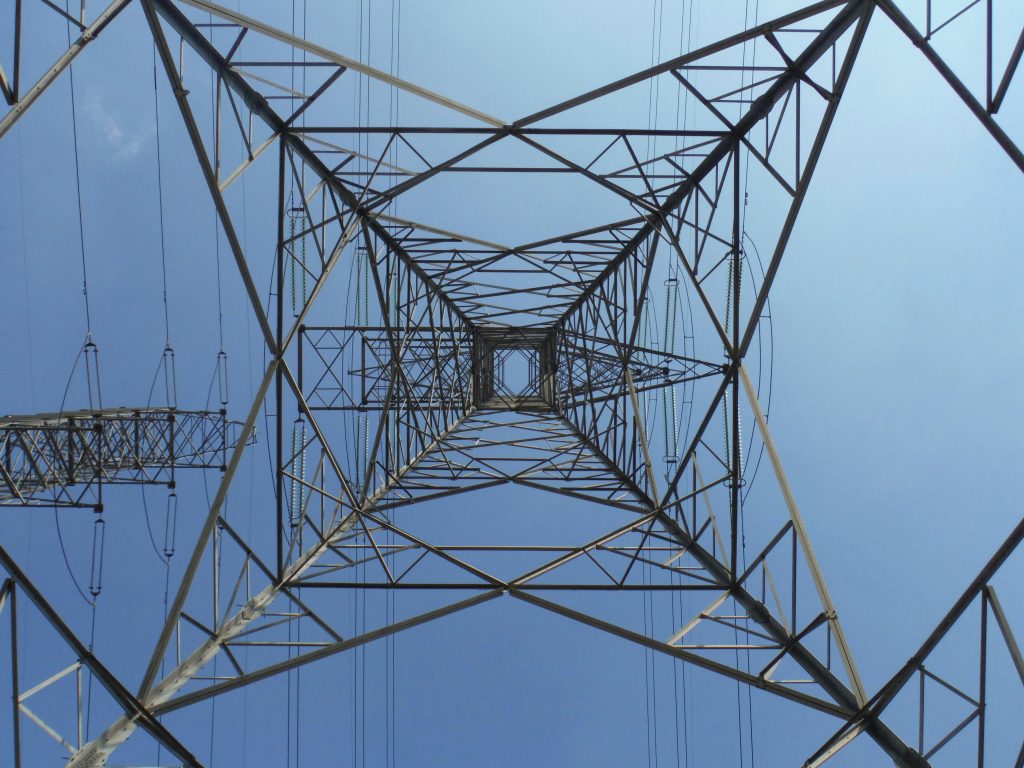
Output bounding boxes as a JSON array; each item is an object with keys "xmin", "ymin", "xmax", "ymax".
[
  {"xmin": 86, "ymin": 96, "xmax": 151, "ymax": 162},
  {"xmin": 114, "ymin": 132, "xmax": 149, "ymax": 162}
]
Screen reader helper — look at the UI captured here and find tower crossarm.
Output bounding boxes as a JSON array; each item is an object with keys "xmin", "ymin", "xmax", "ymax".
[
  {"xmin": 549, "ymin": 0, "xmax": 871, "ymax": 335},
  {"xmin": 0, "ymin": 408, "xmax": 244, "ymax": 508}
]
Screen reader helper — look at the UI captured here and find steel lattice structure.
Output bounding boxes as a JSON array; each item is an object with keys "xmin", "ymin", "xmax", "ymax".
[
  {"xmin": 0, "ymin": 408, "xmax": 244, "ymax": 509},
  {"xmin": 1, "ymin": 0, "xmax": 1022, "ymax": 766}
]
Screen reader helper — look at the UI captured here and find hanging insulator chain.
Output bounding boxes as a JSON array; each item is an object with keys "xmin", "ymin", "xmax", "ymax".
[
  {"xmin": 662, "ymin": 267, "xmax": 680, "ymax": 466},
  {"xmin": 217, "ymin": 350, "xmax": 229, "ymax": 409},
  {"xmin": 290, "ymin": 417, "xmax": 307, "ymax": 528},
  {"xmin": 287, "ymin": 192, "xmax": 308, "ymax": 318},
  {"xmin": 84, "ymin": 340, "xmax": 103, "ymax": 411},
  {"xmin": 289, "ymin": 205, "xmax": 298, "ymax": 316},
  {"xmin": 163, "ymin": 491, "xmax": 178, "ymax": 559},
  {"xmin": 162, "ymin": 344, "xmax": 177, "ymax": 409},
  {"xmin": 300, "ymin": 206, "xmax": 308, "ymax": 314},
  {"xmin": 89, "ymin": 513, "xmax": 106, "ymax": 598}
]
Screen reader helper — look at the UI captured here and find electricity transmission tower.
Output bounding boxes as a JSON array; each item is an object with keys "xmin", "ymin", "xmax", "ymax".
[{"xmin": 1, "ymin": 1, "xmax": 1022, "ymax": 766}]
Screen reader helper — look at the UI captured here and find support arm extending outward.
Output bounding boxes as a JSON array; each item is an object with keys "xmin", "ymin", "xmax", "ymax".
[{"xmin": 0, "ymin": 408, "xmax": 243, "ymax": 508}]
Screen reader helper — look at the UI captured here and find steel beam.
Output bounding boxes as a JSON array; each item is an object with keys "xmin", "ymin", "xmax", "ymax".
[
  {"xmin": 0, "ymin": 408, "xmax": 240, "ymax": 508},
  {"xmin": 804, "ymin": 515, "xmax": 1024, "ymax": 765},
  {"xmin": 0, "ymin": 0, "xmax": 133, "ymax": 140},
  {"xmin": 558, "ymin": 409, "xmax": 924, "ymax": 766},
  {"xmin": 175, "ymin": 0, "xmax": 505, "ymax": 128},
  {"xmin": 0, "ymin": 546, "xmax": 202, "ymax": 768},
  {"xmin": 149, "ymin": 0, "xmax": 473, "ymax": 329},
  {"xmin": 873, "ymin": 0, "xmax": 1024, "ymax": 175},
  {"xmin": 553, "ymin": 0, "xmax": 871, "ymax": 332},
  {"xmin": 70, "ymin": 406, "xmax": 474, "ymax": 766}
]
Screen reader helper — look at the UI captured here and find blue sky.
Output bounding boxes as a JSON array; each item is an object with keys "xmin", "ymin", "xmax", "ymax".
[{"xmin": 1, "ymin": 1, "xmax": 1023, "ymax": 766}]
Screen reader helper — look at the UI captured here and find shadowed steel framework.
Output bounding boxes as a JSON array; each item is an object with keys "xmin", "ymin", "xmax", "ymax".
[{"xmin": 1, "ymin": 1, "xmax": 1023, "ymax": 766}]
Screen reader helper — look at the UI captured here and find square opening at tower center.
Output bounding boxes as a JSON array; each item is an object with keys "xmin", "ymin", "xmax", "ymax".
[
  {"xmin": 496, "ymin": 347, "xmax": 538, "ymax": 398},
  {"xmin": 472, "ymin": 328, "xmax": 555, "ymax": 410}
]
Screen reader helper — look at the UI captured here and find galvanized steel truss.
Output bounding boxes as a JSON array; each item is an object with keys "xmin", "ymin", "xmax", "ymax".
[
  {"xmin": 0, "ymin": 409, "xmax": 242, "ymax": 509},
  {"xmin": 1, "ymin": 0, "xmax": 1022, "ymax": 766}
]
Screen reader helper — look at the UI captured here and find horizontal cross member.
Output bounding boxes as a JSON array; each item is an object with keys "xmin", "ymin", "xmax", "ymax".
[{"xmin": 0, "ymin": 408, "xmax": 246, "ymax": 508}]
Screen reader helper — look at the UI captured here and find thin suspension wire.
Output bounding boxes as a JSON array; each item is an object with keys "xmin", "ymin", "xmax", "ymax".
[
  {"xmin": 61, "ymin": 0, "xmax": 104, "ymax": 419},
  {"xmin": 738, "ymin": 3, "xmax": 762, "ymax": 762},
  {"xmin": 208, "ymin": 17, "xmax": 228, "ymax": 418},
  {"xmin": 673, "ymin": 0, "xmax": 699, "ymax": 468},
  {"xmin": 718, "ymin": 7, "xmax": 752, "ymax": 758},
  {"xmin": 201, "ymin": 318, "xmax": 226, "ymax": 766},
  {"xmin": 286, "ymin": 2, "xmax": 297, "ymax": 762},
  {"xmin": 351, "ymin": 8, "xmax": 367, "ymax": 762},
  {"xmin": 362, "ymin": 8, "xmax": 372, "ymax": 765},
  {"xmin": 152, "ymin": 44, "xmax": 179, "ymax": 416},
  {"xmin": 735, "ymin": 0, "xmax": 771, "ymax": 504},
  {"xmin": 146, "ymin": 51, "xmax": 182, "ymax": 740},
  {"xmin": 665, "ymin": 169, "xmax": 685, "ymax": 768},
  {"xmin": 65, "ymin": 0, "xmax": 93, "ymax": 343},
  {"xmin": 740, "ymin": 0, "xmax": 761, "ymax": 237},
  {"xmin": 725, "ymin": 251, "xmax": 747, "ymax": 768},
  {"xmin": 154, "ymin": 45, "xmax": 172, "ymax": 347},
  {"xmin": 668, "ymin": 3, "xmax": 696, "ymax": 764},
  {"xmin": 59, "ymin": 2, "xmax": 104, "ymax": 742},
  {"xmin": 386, "ymin": 1, "xmax": 401, "ymax": 764},
  {"xmin": 740, "ymin": 233, "xmax": 772, "ymax": 505},
  {"xmin": 642, "ymin": 2, "xmax": 667, "ymax": 762},
  {"xmin": 53, "ymin": 342, "xmax": 104, "ymax": 738},
  {"xmin": 204, "ymin": 28, "xmax": 229, "ymax": 761}
]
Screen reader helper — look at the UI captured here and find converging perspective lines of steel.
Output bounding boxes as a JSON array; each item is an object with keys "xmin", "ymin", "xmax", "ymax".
[{"xmin": 1, "ymin": 0, "xmax": 1023, "ymax": 766}]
